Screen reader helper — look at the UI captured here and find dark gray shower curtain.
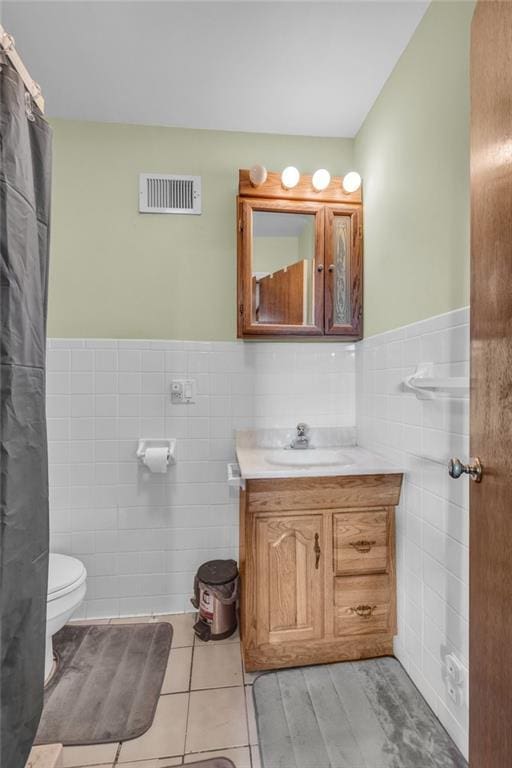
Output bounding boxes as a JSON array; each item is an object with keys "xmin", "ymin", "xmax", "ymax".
[{"xmin": 0, "ymin": 61, "xmax": 52, "ymax": 767}]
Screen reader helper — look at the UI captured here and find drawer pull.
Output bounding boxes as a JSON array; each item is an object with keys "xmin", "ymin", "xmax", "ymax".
[
  {"xmin": 349, "ymin": 540, "xmax": 376, "ymax": 554},
  {"xmin": 350, "ymin": 604, "xmax": 377, "ymax": 618},
  {"xmin": 314, "ymin": 533, "xmax": 321, "ymax": 569}
]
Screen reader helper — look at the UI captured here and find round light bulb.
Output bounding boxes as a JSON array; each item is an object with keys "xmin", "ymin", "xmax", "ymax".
[
  {"xmin": 312, "ymin": 168, "xmax": 331, "ymax": 192},
  {"xmin": 249, "ymin": 164, "xmax": 267, "ymax": 187},
  {"xmin": 342, "ymin": 171, "xmax": 362, "ymax": 193},
  {"xmin": 281, "ymin": 166, "xmax": 300, "ymax": 190}
]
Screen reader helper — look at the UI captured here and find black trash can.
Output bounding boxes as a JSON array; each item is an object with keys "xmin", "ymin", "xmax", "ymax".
[{"xmin": 191, "ymin": 559, "xmax": 239, "ymax": 641}]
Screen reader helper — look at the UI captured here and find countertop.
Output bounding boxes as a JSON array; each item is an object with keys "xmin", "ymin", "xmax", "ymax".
[{"xmin": 235, "ymin": 428, "xmax": 403, "ymax": 480}]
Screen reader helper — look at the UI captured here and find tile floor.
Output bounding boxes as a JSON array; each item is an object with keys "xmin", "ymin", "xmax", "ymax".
[{"xmin": 62, "ymin": 614, "xmax": 261, "ymax": 768}]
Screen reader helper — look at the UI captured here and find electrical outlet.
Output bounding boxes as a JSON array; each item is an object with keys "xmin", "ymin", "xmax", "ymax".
[
  {"xmin": 447, "ymin": 680, "xmax": 460, "ymax": 705},
  {"xmin": 445, "ymin": 653, "xmax": 464, "ymax": 685},
  {"xmin": 443, "ymin": 653, "xmax": 467, "ymax": 708},
  {"xmin": 171, "ymin": 379, "xmax": 196, "ymax": 404}
]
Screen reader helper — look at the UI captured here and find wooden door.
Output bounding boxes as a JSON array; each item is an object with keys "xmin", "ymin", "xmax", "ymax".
[
  {"xmin": 470, "ymin": 3, "xmax": 512, "ymax": 764},
  {"xmin": 257, "ymin": 259, "xmax": 308, "ymax": 324},
  {"xmin": 324, "ymin": 205, "xmax": 363, "ymax": 338},
  {"xmin": 255, "ymin": 514, "xmax": 324, "ymax": 645}
]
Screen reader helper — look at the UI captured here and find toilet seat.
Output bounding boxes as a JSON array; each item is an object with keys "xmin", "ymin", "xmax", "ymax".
[{"xmin": 47, "ymin": 553, "xmax": 87, "ymax": 602}]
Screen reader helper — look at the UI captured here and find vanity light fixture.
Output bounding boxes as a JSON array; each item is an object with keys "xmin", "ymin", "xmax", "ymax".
[
  {"xmin": 312, "ymin": 168, "xmax": 331, "ymax": 192},
  {"xmin": 342, "ymin": 171, "xmax": 362, "ymax": 193},
  {"xmin": 249, "ymin": 164, "xmax": 268, "ymax": 187},
  {"xmin": 281, "ymin": 166, "xmax": 300, "ymax": 190}
]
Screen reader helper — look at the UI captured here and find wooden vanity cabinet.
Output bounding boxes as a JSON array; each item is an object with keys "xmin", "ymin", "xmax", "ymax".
[{"xmin": 239, "ymin": 474, "xmax": 402, "ymax": 671}]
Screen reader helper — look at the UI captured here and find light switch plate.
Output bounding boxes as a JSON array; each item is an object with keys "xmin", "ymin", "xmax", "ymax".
[{"xmin": 171, "ymin": 379, "xmax": 196, "ymax": 404}]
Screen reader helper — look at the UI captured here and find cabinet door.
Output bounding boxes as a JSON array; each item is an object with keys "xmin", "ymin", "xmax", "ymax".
[
  {"xmin": 255, "ymin": 515, "xmax": 324, "ymax": 645},
  {"xmin": 238, "ymin": 198, "xmax": 325, "ymax": 337},
  {"xmin": 324, "ymin": 206, "xmax": 362, "ymax": 337}
]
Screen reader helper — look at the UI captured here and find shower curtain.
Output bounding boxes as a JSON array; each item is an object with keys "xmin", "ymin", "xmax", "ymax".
[{"xmin": 0, "ymin": 60, "xmax": 52, "ymax": 767}]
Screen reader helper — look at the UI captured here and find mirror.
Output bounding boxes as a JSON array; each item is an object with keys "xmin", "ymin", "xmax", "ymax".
[{"xmin": 252, "ymin": 211, "xmax": 316, "ymax": 326}]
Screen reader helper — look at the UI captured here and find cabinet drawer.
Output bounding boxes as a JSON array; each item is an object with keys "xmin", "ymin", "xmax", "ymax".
[
  {"xmin": 333, "ymin": 510, "xmax": 388, "ymax": 575},
  {"xmin": 334, "ymin": 574, "xmax": 391, "ymax": 637}
]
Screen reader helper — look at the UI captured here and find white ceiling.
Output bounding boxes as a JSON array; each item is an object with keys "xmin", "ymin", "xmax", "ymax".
[{"xmin": 3, "ymin": 1, "xmax": 429, "ymax": 137}]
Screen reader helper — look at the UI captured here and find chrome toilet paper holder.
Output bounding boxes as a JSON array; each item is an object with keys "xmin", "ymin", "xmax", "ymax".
[{"xmin": 136, "ymin": 438, "xmax": 176, "ymax": 467}]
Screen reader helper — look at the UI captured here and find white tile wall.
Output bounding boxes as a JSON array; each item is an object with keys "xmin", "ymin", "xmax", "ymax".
[
  {"xmin": 46, "ymin": 317, "xmax": 470, "ymax": 755},
  {"xmin": 356, "ymin": 307, "xmax": 470, "ymax": 757},
  {"xmin": 46, "ymin": 339, "xmax": 356, "ymax": 620}
]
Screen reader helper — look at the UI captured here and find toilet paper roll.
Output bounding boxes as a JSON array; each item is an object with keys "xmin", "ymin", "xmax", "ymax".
[{"xmin": 143, "ymin": 446, "xmax": 169, "ymax": 473}]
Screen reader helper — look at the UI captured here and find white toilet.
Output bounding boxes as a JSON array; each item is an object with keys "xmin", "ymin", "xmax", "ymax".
[{"xmin": 45, "ymin": 553, "xmax": 87, "ymax": 682}]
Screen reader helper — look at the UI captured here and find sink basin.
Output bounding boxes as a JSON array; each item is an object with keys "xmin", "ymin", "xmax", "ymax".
[{"xmin": 265, "ymin": 448, "xmax": 354, "ymax": 468}]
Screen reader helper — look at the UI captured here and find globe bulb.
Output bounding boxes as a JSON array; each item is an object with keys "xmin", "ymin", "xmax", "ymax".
[
  {"xmin": 312, "ymin": 168, "xmax": 331, "ymax": 192},
  {"xmin": 342, "ymin": 171, "xmax": 362, "ymax": 193},
  {"xmin": 281, "ymin": 166, "xmax": 300, "ymax": 190}
]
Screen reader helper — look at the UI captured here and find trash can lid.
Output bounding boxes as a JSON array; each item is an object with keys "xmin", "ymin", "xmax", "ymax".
[{"xmin": 198, "ymin": 559, "xmax": 238, "ymax": 586}]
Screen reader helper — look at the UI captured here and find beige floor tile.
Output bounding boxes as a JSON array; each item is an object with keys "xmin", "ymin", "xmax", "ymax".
[
  {"xmin": 153, "ymin": 613, "xmax": 195, "ymax": 648},
  {"xmin": 250, "ymin": 745, "xmax": 262, "ymax": 768},
  {"xmin": 162, "ymin": 646, "xmax": 192, "ymax": 694},
  {"xmin": 72, "ymin": 765, "xmax": 112, "ymax": 768},
  {"xmin": 244, "ymin": 686, "xmax": 258, "ymax": 746},
  {"xmin": 62, "ymin": 743, "xmax": 118, "ymax": 767},
  {"xmin": 194, "ymin": 625, "xmax": 240, "ymax": 646},
  {"xmin": 191, "ymin": 643, "xmax": 243, "ymax": 690},
  {"xmin": 183, "ymin": 746, "xmax": 250, "ymax": 767},
  {"xmin": 186, "ymin": 687, "xmax": 248, "ymax": 754},
  {"xmin": 112, "ymin": 760, "xmax": 181, "ymax": 767},
  {"xmin": 69, "ymin": 619, "xmax": 110, "ymax": 626},
  {"xmin": 26, "ymin": 744, "xmax": 63, "ymax": 768},
  {"xmin": 117, "ymin": 693, "xmax": 188, "ymax": 763},
  {"xmin": 242, "ymin": 667, "xmax": 261, "ymax": 686},
  {"xmin": 110, "ymin": 616, "xmax": 152, "ymax": 625}
]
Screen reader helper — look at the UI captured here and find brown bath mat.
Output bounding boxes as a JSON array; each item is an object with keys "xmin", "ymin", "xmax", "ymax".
[{"xmin": 35, "ymin": 622, "xmax": 172, "ymax": 746}]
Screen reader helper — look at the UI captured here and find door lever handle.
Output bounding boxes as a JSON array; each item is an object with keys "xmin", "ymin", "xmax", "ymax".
[{"xmin": 448, "ymin": 457, "xmax": 483, "ymax": 483}]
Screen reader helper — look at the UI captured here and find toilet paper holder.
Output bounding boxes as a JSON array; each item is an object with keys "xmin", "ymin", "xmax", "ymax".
[{"xmin": 136, "ymin": 438, "xmax": 176, "ymax": 470}]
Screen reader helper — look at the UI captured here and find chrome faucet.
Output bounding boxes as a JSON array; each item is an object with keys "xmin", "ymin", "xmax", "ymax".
[{"xmin": 290, "ymin": 423, "xmax": 310, "ymax": 450}]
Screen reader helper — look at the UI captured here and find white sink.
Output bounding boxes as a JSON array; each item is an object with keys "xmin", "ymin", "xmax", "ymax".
[{"xmin": 265, "ymin": 448, "xmax": 354, "ymax": 468}]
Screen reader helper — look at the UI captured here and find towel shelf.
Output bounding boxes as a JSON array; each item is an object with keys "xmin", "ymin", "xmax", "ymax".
[{"xmin": 403, "ymin": 363, "xmax": 469, "ymax": 400}]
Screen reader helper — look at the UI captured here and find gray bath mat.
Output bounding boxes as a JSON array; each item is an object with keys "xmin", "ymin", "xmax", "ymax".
[
  {"xmin": 253, "ymin": 657, "xmax": 467, "ymax": 768},
  {"xmin": 35, "ymin": 622, "xmax": 172, "ymax": 746}
]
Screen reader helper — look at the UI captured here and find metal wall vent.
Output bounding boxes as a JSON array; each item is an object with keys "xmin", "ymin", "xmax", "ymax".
[{"xmin": 139, "ymin": 173, "xmax": 201, "ymax": 214}]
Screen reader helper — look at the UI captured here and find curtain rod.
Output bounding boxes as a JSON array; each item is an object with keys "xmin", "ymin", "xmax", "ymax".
[{"xmin": 0, "ymin": 23, "xmax": 45, "ymax": 114}]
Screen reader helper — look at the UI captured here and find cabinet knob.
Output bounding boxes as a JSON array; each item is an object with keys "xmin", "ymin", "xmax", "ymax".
[
  {"xmin": 328, "ymin": 264, "xmax": 335, "ymax": 273},
  {"xmin": 316, "ymin": 264, "xmax": 324, "ymax": 273}
]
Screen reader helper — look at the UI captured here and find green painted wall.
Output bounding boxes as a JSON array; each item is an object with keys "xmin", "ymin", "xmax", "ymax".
[
  {"xmin": 354, "ymin": 0, "xmax": 474, "ymax": 337},
  {"xmin": 253, "ymin": 238, "xmax": 300, "ymax": 275},
  {"xmin": 48, "ymin": 120, "xmax": 352, "ymax": 339},
  {"xmin": 48, "ymin": 0, "xmax": 474, "ymax": 340}
]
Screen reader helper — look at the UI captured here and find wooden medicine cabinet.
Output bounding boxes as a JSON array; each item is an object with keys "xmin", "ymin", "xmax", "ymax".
[{"xmin": 237, "ymin": 169, "xmax": 363, "ymax": 339}]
